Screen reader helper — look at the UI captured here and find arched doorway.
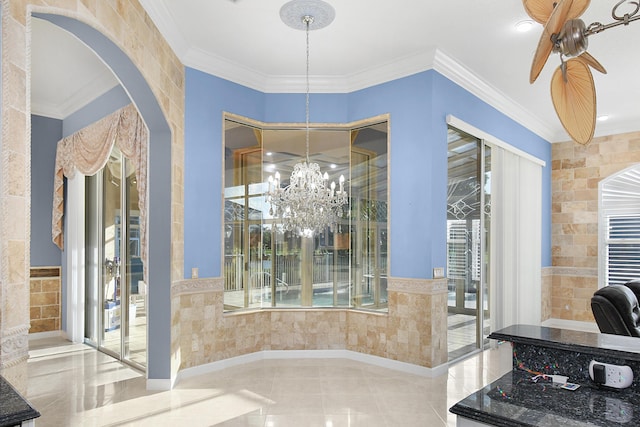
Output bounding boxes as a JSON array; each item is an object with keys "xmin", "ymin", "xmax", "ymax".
[{"xmin": 31, "ymin": 13, "xmax": 173, "ymax": 385}]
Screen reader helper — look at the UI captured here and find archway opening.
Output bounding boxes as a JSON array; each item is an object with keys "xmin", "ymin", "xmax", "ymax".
[{"xmin": 31, "ymin": 12, "xmax": 173, "ymax": 384}]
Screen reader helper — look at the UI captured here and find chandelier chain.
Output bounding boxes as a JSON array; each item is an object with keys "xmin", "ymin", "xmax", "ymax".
[
  {"xmin": 305, "ymin": 15, "xmax": 312, "ymax": 163},
  {"xmin": 267, "ymin": 10, "xmax": 347, "ymax": 237}
]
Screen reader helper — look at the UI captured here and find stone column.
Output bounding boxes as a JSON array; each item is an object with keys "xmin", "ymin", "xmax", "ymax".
[{"xmin": 0, "ymin": 1, "xmax": 31, "ymax": 391}]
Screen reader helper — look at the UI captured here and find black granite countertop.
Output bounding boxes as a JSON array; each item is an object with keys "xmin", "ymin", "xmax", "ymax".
[
  {"xmin": 450, "ymin": 370, "xmax": 640, "ymax": 426},
  {"xmin": 0, "ymin": 376, "xmax": 39, "ymax": 427},
  {"xmin": 489, "ymin": 324, "xmax": 640, "ymax": 362}
]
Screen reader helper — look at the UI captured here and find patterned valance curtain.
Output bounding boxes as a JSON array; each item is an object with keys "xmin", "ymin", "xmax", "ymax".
[{"xmin": 51, "ymin": 103, "xmax": 149, "ymax": 264}]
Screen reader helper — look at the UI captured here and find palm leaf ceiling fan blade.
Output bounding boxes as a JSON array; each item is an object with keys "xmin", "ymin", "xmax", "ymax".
[
  {"xmin": 550, "ymin": 58, "xmax": 596, "ymax": 145},
  {"xmin": 530, "ymin": 0, "xmax": 576, "ymax": 84},
  {"xmin": 576, "ymin": 51, "xmax": 607, "ymax": 74},
  {"xmin": 522, "ymin": 0, "xmax": 590, "ymax": 24}
]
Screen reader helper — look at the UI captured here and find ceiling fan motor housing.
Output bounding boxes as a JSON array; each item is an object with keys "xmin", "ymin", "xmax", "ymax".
[{"xmin": 558, "ymin": 19, "xmax": 588, "ymax": 57}]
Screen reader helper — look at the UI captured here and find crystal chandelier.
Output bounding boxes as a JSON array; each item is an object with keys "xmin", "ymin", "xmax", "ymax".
[{"xmin": 267, "ymin": 0, "xmax": 347, "ymax": 237}]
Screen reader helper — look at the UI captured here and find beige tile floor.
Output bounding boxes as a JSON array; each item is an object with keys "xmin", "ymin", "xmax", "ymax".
[{"xmin": 26, "ymin": 337, "xmax": 512, "ymax": 426}]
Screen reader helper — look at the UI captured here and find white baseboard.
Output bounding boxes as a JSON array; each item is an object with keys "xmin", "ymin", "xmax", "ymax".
[
  {"xmin": 146, "ymin": 378, "xmax": 173, "ymax": 390},
  {"xmin": 175, "ymin": 349, "xmax": 448, "ymax": 387},
  {"xmin": 541, "ymin": 318, "xmax": 599, "ymax": 333}
]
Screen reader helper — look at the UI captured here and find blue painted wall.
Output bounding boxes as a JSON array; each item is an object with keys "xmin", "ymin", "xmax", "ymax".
[
  {"xmin": 184, "ymin": 67, "xmax": 552, "ymax": 280},
  {"xmin": 31, "ymin": 115, "xmax": 63, "ymax": 266},
  {"xmin": 185, "ymin": 70, "xmax": 264, "ymax": 278},
  {"xmin": 348, "ymin": 72, "xmax": 436, "ymax": 278}
]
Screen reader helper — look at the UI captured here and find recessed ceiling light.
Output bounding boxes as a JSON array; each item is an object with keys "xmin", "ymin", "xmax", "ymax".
[
  {"xmin": 597, "ymin": 114, "xmax": 609, "ymax": 122},
  {"xmin": 266, "ymin": 152, "xmax": 273, "ymax": 156},
  {"xmin": 330, "ymin": 164, "xmax": 337, "ymax": 169},
  {"xmin": 515, "ymin": 20, "xmax": 534, "ymax": 33}
]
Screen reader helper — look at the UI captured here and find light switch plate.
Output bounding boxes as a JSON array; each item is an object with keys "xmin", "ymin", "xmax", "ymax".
[{"xmin": 433, "ymin": 267, "xmax": 444, "ymax": 279}]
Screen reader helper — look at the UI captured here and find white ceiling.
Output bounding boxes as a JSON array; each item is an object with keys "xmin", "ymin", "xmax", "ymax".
[
  {"xmin": 31, "ymin": 1, "xmax": 640, "ymax": 143},
  {"xmin": 30, "ymin": 18, "xmax": 119, "ymax": 120}
]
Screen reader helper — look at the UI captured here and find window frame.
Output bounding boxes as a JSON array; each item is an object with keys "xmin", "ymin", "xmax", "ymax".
[
  {"xmin": 598, "ymin": 164, "xmax": 640, "ymax": 288},
  {"xmin": 221, "ymin": 112, "xmax": 390, "ymax": 312}
]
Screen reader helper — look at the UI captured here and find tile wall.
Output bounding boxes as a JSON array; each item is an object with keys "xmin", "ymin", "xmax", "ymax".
[
  {"xmin": 551, "ymin": 131, "xmax": 640, "ymax": 322},
  {"xmin": 29, "ymin": 267, "xmax": 61, "ymax": 333},
  {"xmin": 172, "ymin": 277, "xmax": 449, "ymax": 371}
]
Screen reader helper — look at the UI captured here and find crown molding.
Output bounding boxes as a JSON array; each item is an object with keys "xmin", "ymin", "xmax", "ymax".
[
  {"xmin": 138, "ymin": 2, "xmax": 557, "ymax": 143},
  {"xmin": 182, "ymin": 46, "xmax": 270, "ymax": 92},
  {"xmin": 31, "ymin": 76, "xmax": 118, "ymax": 119},
  {"xmin": 183, "ymin": 45, "xmax": 351, "ymax": 93},
  {"xmin": 31, "ymin": 100, "xmax": 64, "ymax": 120},
  {"xmin": 182, "ymin": 46, "xmax": 557, "ymax": 142},
  {"xmin": 182, "ymin": 46, "xmax": 438, "ymax": 94},
  {"xmin": 140, "ymin": 2, "xmax": 640, "ymax": 143},
  {"xmin": 432, "ymin": 50, "xmax": 556, "ymax": 143},
  {"xmin": 343, "ymin": 47, "xmax": 437, "ymax": 93}
]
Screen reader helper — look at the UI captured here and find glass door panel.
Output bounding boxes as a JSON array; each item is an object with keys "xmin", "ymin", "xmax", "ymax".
[
  {"xmin": 85, "ymin": 174, "xmax": 100, "ymax": 347},
  {"xmin": 94, "ymin": 147, "xmax": 146, "ymax": 370},
  {"xmin": 481, "ymin": 144, "xmax": 491, "ymax": 344},
  {"xmin": 447, "ymin": 127, "xmax": 487, "ymax": 361},
  {"xmin": 102, "ymin": 149, "xmax": 123, "ymax": 357},
  {"xmin": 123, "ymin": 156, "xmax": 146, "ymax": 367}
]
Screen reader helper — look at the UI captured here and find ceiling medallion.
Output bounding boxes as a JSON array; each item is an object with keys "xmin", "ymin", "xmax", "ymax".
[{"xmin": 279, "ymin": 0, "xmax": 335, "ymax": 31}]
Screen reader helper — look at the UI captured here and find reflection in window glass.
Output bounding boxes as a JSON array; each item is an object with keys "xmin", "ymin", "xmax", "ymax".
[
  {"xmin": 223, "ymin": 117, "xmax": 388, "ymax": 311},
  {"xmin": 351, "ymin": 124, "xmax": 388, "ymax": 309}
]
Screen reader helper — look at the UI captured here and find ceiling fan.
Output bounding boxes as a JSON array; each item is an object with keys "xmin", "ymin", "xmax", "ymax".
[{"xmin": 524, "ymin": 0, "xmax": 640, "ymax": 144}]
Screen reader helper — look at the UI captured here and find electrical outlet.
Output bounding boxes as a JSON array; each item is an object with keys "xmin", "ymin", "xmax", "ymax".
[
  {"xmin": 433, "ymin": 267, "xmax": 444, "ymax": 279},
  {"xmin": 589, "ymin": 360, "xmax": 633, "ymax": 389},
  {"xmin": 191, "ymin": 267, "xmax": 199, "ymax": 279}
]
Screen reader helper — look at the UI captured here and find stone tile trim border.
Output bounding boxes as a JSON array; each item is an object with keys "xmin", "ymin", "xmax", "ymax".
[
  {"xmin": 171, "ymin": 278, "xmax": 224, "ymax": 297},
  {"xmin": 387, "ymin": 277, "xmax": 448, "ymax": 295}
]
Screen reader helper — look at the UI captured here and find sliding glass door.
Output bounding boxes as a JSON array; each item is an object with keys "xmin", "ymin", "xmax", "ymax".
[
  {"xmin": 85, "ymin": 147, "xmax": 146, "ymax": 370},
  {"xmin": 446, "ymin": 126, "xmax": 490, "ymax": 361}
]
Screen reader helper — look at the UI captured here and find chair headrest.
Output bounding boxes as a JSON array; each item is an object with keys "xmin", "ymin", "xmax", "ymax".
[{"xmin": 592, "ymin": 285, "xmax": 640, "ymax": 337}]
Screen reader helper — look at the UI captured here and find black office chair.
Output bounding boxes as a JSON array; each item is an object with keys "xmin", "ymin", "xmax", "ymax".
[{"xmin": 591, "ymin": 283, "xmax": 640, "ymax": 338}]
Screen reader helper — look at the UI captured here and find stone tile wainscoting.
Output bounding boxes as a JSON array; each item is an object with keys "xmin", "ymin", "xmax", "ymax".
[
  {"xmin": 171, "ymin": 277, "xmax": 449, "ymax": 374},
  {"xmin": 29, "ymin": 267, "xmax": 61, "ymax": 333}
]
